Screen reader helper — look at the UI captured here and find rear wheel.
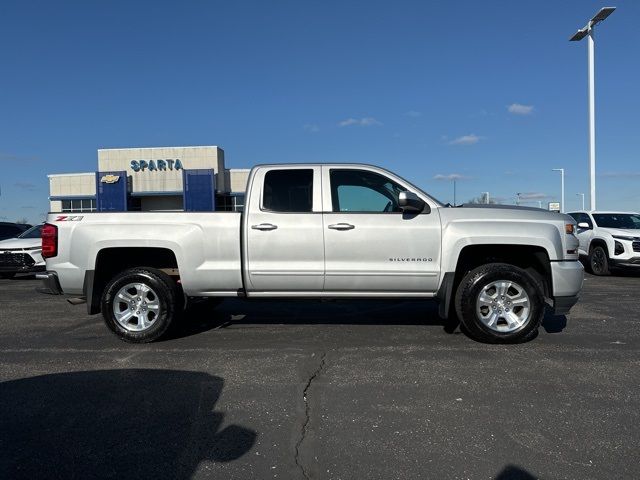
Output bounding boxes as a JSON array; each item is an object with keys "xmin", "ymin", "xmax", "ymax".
[
  {"xmin": 455, "ymin": 263, "xmax": 544, "ymax": 343},
  {"xmin": 101, "ymin": 267, "xmax": 182, "ymax": 343},
  {"xmin": 588, "ymin": 245, "xmax": 610, "ymax": 276}
]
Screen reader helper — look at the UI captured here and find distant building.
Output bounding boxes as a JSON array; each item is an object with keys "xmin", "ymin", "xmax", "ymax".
[{"xmin": 48, "ymin": 146, "xmax": 249, "ymax": 213}]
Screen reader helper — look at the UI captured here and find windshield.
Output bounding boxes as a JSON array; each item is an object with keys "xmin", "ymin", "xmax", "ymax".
[
  {"xmin": 592, "ymin": 214, "xmax": 640, "ymax": 230},
  {"xmin": 17, "ymin": 225, "xmax": 43, "ymax": 239}
]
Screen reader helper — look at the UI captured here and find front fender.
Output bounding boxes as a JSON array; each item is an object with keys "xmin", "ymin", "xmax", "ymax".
[{"xmin": 441, "ymin": 220, "xmax": 563, "ymax": 273}]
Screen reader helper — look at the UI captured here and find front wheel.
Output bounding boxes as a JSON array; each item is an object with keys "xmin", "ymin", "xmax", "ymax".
[
  {"xmin": 101, "ymin": 267, "xmax": 182, "ymax": 343},
  {"xmin": 455, "ymin": 263, "xmax": 545, "ymax": 344},
  {"xmin": 588, "ymin": 246, "xmax": 610, "ymax": 276}
]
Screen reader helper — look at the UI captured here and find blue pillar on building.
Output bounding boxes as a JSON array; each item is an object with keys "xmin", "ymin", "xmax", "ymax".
[
  {"xmin": 96, "ymin": 171, "xmax": 128, "ymax": 212},
  {"xmin": 183, "ymin": 169, "xmax": 216, "ymax": 212}
]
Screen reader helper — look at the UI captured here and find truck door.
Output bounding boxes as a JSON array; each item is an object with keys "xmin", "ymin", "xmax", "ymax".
[
  {"xmin": 244, "ymin": 166, "xmax": 325, "ymax": 292},
  {"xmin": 322, "ymin": 167, "xmax": 441, "ymax": 294}
]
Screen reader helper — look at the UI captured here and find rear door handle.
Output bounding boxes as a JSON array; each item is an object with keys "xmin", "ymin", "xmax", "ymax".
[
  {"xmin": 251, "ymin": 223, "xmax": 278, "ymax": 231},
  {"xmin": 328, "ymin": 223, "xmax": 355, "ymax": 231}
]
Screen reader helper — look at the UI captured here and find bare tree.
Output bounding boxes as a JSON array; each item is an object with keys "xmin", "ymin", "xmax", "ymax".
[
  {"xmin": 15, "ymin": 217, "xmax": 29, "ymax": 224},
  {"xmin": 465, "ymin": 195, "xmax": 499, "ymax": 205}
]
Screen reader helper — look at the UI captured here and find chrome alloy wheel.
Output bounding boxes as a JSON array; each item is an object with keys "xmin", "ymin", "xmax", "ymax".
[
  {"xmin": 475, "ymin": 280, "xmax": 531, "ymax": 333},
  {"xmin": 113, "ymin": 283, "xmax": 161, "ymax": 332}
]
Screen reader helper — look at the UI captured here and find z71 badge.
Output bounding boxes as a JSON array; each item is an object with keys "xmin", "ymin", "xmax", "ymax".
[{"xmin": 55, "ymin": 215, "xmax": 84, "ymax": 222}]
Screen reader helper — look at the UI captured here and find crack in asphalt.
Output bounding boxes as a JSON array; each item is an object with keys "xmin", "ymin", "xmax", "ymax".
[{"xmin": 294, "ymin": 352, "xmax": 327, "ymax": 480}]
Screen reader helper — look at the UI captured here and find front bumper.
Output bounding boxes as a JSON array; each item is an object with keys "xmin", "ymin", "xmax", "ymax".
[
  {"xmin": 553, "ymin": 295, "xmax": 580, "ymax": 315},
  {"xmin": 0, "ymin": 250, "xmax": 45, "ymax": 273},
  {"xmin": 0, "ymin": 265, "xmax": 45, "ymax": 273},
  {"xmin": 610, "ymin": 256, "xmax": 640, "ymax": 268},
  {"xmin": 35, "ymin": 271, "xmax": 63, "ymax": 295},
  {"xmin": 550, "ymin": 260, "xmax": 584, "ymax": 315}
]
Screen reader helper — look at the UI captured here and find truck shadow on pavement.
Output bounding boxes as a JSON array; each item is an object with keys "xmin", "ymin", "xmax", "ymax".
[
  {"xmin": 541, "ymin": 312, "xmax": 567, "ymax": 333},
  {"xmin": 170, "ymin": 299, "xmax": 461, "ymax": 340},
  {"xmin": 0, "ymin": 369, "xmax": 256, "ymax": 479},
  {"xmin": 172, "ymin": 299, "xmax": 568, "ymax": 341},
  {"xmin": 494, "ymin": 464, "xmax": 537, "ymax": 479}
]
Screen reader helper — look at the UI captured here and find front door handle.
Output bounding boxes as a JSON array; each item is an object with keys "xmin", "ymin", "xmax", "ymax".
[
  {"xmin": 328, "ymin": 223, "xmax": 355, "ymax": 231},
  {"xmin": 251, "ymin": 223, "xmax": 278, "ymax": 231}
]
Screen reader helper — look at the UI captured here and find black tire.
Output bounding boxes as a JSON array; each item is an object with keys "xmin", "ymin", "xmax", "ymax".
[
  {"xmin": 101, "ymin": 267, "xmax": 182, "ymax": 343},
  {"xmin": 588, "ymin": 245, "xmax": 610, "ymax": 276},
  {"xmin": 454, "ymin": 263, "xmax": 544, "ymax": 344},
  {"xmin": 0, "ymin": 272, "xmax": 16, "ymax": 279}
]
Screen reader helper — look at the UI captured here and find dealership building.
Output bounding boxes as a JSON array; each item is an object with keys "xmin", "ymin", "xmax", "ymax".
[{"xmin": 48, "ymin": 146, "xmax": 249, "ymax": 213}]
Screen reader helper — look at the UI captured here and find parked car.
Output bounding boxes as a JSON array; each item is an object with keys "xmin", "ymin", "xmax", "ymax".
[
  {"xmin": 0, "ymin": 224, "xmax": 45, "ymax": 279},
  {"xmin": 0, "ymin": 222, "xmax": 31, "ymax": 241},
  {"xmin": 39, "ymin": 163, "xmax": 584, "ymax": 344},
  {"xmin": 567, "ymin": 211, "xmax": 640, "ymax": 275}
]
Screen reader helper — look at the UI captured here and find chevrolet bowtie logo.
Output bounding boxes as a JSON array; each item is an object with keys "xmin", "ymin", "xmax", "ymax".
[{"xmin": 100, "ymin": 174, "xmax": 120, "ymax": 184}]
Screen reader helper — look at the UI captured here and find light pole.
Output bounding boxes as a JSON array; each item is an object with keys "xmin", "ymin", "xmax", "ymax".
[
  {"xmin": 453, "ymin": 179, "xmax": 457, "ymax": 206},
  {"xmin": 576, "ymin": 192, "xmax": 585, "ymax": 210},
  {"xmin": 482, "ymin": 192, "xmax": 490, "ymax": 204},
  {"xmin": 516, "ymin": 192, "xmax": 521, "ymax": 206},
  {"xmin": 570, "ymin": 6, "xmax": 616, "ymax": 211},
  {"xmin": 552, "ymin": 168, "xmax": 565, "ymax": 213}
]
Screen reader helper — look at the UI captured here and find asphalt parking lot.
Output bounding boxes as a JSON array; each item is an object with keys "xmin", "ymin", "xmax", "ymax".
[{"xmin": 1, "ymin": 272, "xmax": 639, "ymax": 480}]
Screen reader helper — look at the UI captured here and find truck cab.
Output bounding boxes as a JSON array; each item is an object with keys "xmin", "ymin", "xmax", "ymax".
[{"xmin": 242, "ymin": 164, "xmax": 441, "ymax": 295}]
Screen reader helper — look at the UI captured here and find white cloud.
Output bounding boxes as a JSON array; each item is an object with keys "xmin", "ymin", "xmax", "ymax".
[
  {"xmin": 518, "ymin": 192, "xmax": 547, "ymax": 200},
  {"xmin": 433, "ymin": 173, "xmax": 470, "ymax": 181},
  {"xmin": 303, "ymin": 124, "xmax": 320, "ymax": 133},
  {"xmin": 338, "ymin": 117, "xmax": 382, "ymax": 127},
  {"xmin": 507, "ymin": 103, "xmax": 534, "ymax": 115},
  {"xmin": 448, "ymin": 134, "xmax": 482, "ymax": 145},
  {"xmin": 404, "ymin": 110, "xmax": 422, "ymax": 118},
  {"xmin": 14, "ymin": 182, "xmax": 38, "ymax": 191}
]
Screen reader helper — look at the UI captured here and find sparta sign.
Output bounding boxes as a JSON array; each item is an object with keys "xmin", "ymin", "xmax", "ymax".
[{"xmin": 130, "ymin": 159, "xmax": 183, "ymax": 172}]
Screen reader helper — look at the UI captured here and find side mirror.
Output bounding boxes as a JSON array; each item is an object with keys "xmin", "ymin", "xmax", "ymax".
[
  {"xmin": 577, "ymin": 222, "xmax": 591, "ymax": 230},
  {"xmin": 399, "ymin": 191, "xmax": 428, "ymax": 213}
]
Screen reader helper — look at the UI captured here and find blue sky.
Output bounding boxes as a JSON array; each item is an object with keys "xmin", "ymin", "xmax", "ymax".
[{"xmin": 1, "ymin": 0, "xmax": 639, "ymax": 223}]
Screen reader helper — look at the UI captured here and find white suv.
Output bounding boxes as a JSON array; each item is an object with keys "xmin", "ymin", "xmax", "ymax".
[{"xmin": 567, "ymin": 211, "xmax": 640, "ymax": 275}]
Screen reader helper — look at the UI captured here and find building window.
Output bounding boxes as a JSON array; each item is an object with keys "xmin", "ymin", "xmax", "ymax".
[
  {"xmin": 61, "ymin": 199, "xmax": 96, "ymax": 213},
  {"xmin": 232, "ymin": 194, "xmax": 245, "ymax": 212}
]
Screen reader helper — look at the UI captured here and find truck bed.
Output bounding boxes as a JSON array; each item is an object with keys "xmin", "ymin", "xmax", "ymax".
[{"xmin": 46, "ymin": 212, "xmax": 243, "ymax": 296}]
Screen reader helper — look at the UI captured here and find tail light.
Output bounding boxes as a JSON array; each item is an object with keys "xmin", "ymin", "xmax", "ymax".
[{"xmin": 42, "ymin": 223, "xmax": 58, "ymax": 258}]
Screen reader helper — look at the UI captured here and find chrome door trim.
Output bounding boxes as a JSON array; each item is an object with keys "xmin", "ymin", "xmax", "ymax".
[
  {"xmin": 250, "ymin": 270, "xmax": 324, "ymax": 276},
  {"xmin": 325, "ymin": 270, "xmax": 437, "ymax": 277}
]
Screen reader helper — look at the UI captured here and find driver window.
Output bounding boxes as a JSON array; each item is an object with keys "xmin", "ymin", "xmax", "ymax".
[{"xmin": 330, "ymin": 169, "xmax": 403, "ymax": 213}]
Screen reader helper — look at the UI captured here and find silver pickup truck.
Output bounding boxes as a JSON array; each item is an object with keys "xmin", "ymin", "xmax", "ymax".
[{"xmin": 39, "ymin": 163, "xmax": 584, "ymax": 343}]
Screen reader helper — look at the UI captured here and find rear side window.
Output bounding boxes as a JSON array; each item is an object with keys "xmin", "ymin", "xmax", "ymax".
[{"xmin": 263, "ymin": 169, "xmax": 313, "ymax": 213}]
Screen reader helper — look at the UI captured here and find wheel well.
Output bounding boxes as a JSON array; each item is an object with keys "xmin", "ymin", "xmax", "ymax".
[
  {"xmin": 589, "ymin": 239, "xmax": 609, "ymax": 256},
  {"xmin": 454, "ymin": 245, "xmax": 552, "ymax": 298},
  {"xmin": 87, "ymin": 247, "xmax": 179, "ymax": 314}
]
